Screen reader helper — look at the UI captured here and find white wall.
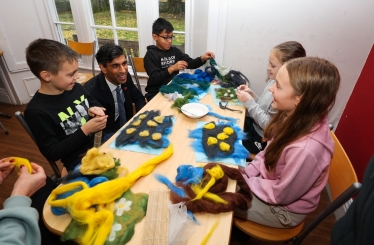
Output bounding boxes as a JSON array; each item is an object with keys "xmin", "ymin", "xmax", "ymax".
[
  {"xmin": 207, "ymin": 0, "xmax": 374, "ymax": 128},
  {"xmin": 0, "ymin": 0, "xmax": 56, "ymax": 104}
]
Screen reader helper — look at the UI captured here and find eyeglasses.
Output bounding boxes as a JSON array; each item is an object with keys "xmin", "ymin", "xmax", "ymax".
[{"xmin": 157, "ymin": 34, "xmax": 175, "ymax": 41}]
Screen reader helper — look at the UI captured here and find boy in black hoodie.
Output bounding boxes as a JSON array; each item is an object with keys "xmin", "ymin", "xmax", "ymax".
[{"xmin": 144, "ymin": 17, "xmax": 215, "ymax": 101}]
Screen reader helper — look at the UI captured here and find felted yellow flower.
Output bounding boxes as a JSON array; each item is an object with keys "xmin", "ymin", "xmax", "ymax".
[
  {"xmin": 126, "ymin": 128, "xmax": 136, "ymax": 134},
  {"xmin": 204, "ymin": 122, "xmax": 215, "ymax": 130},
  {"xmin": 152, "ymin": 133, "xmax": 162, "ymax": 140},
  {"xmin": 219, "ymin": 142, "xmax": 230, "ymax": 151},
  {"xmin": 139, "ymin": 130, "xmax": 149, "ymax": 137},
  {"xmin": 223, "ymin": 127, "xmax": 234, "ymax": 135},
  {"xmin": 207, "ymin": 137, "xmax": 218, "ymax": 145},
  {"xmin": 147, "ymin": 120, "xmax": 158, "ymax": 127},
  {"xmin": 217, "ymin": 132, "xmax": 229, "ymax": 140}
]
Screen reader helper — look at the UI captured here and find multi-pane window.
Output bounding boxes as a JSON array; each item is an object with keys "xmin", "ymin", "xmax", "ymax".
[
  {"xmin": 90, "ymin": 0, "xmax": 140, "ymax": 56},
  {"xmin": 52, "ymin": 0, "xmax": 76, "ymax": 43},
  {"xmin": 159, "ymin": 0, "xmax": 185, "ymax": 53}
]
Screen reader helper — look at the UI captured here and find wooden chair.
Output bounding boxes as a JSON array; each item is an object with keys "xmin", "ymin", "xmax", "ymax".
[
  {"xmin": 128, "ymin": 54, "xmax": 145, "ymax": 95},
  {"xmin": 14, "ymin": 111, "xmax": 61, "ymax": 178},
  {"xmin": 67, "ymin": 40, "xmax": 96, "ymax": 85},
  {"xmin": 233, "ymin": 131, "xmax": 361, "ymax": 245}
]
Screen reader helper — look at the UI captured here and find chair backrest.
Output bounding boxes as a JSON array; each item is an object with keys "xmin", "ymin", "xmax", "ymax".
[
  {"xmin": 132, "ymin": 56, "xmax": 146, "ymax": 72},
  {"xmin": 328, "ymin": 131, "xmax": 358, "ymax": 200},
  {"xmin": 14, "ymin": 111, "xmax": 61, "ymax": 178},
  {"xmin": 128, "ymin": 54, "xmax": 144, "ymax": 95},
  {"xmin": 292, "ymin": 131, "xmax": 361, "ymax": 245},
  {"xmin": 67, "ymin": 40, "xmax": 96, "ymax": 76}
]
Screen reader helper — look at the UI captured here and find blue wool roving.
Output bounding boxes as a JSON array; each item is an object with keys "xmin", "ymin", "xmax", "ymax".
[
  {"xmin": 155, "ymin": 174, "xmax": 186, "ymax": 198},
  {"xmin": 175, "ymin": 165, "xmax": 204, "ymax": 185},
  {"xmin": 89, "ymin": 176, "xmax": 108, "ymax": 187}
]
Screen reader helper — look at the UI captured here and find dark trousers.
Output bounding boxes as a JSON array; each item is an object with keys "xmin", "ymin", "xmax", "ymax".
[
  {"xmin": 31, "ymin": 177, "xmax": 61, "ymax": 245},
  {"xmin": 242, "ymin": 117, "xmax": 267, "ymax": 154}
]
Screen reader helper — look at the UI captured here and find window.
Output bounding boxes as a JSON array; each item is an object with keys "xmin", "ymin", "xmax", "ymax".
[
  {"xmin": 52, "ymin": 0, "xmax": 76, "ymax": 43},
  {"xmin": 49, "ymin": 0, "xmax": 201, "ymax": 69},
  {"xmin": 90, "ymin": 0, "xmax": 140, "ymax": 56},
  {"xmin": 159, "ymin": 0, "xmax": 185, "ymax": 53}
]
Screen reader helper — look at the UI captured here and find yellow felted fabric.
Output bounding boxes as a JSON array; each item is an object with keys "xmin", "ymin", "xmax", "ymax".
[
  {"xmin": 154, "ymin": 116, "xmax": 165, "ymax": 124},
  {"xmin": 217, "ymin": 132, "xmax": 229, "ymax": 140},
  {"xmin": 139, "ymin": 130, "xmax": 149, "ymax": 137},
  {"xmin": 139, "ymin": 113, "xmax": 147, "ymax": 119},
  {"xmin": 204, "ymin": 122, "xmax": 215, "ymax": 130},
  {"xmin": 207, "ymin": 137, "xmax": 218, "ymax": 146},
  {"xmin": 132, "ymin": 119, "xmax": 141, "ymax": 126},
  {"xmin": 192, "ymin": 165, "xmax": 224, "ymax": 201},
  {"xmin": 147, "ymin": 120, "xmax": 158, "ymax": 127},
  {"xmin": 48, "ymin": 144, "xmax": 174, "ymax": 245},
  {"xmin": 80, "ymin": 148, "xmax": 115, "ymax": 175},
  {"xmin": 219, "ymin": 142, "xmax": 230, "ymax": 152},
  {"xmin": 152, "ymin": 133, "xmax": 162, "ymax": 140},
  {"xmin": 223, "ymin": 127, "xmax": 234, "ymax": 135},
  {"xmin": 126, "ymin": 128, "xmax": 136, "ymax": 134}
]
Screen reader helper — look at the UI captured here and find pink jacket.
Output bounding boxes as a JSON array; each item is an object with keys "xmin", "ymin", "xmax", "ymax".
[{"xmin": 243, "ymin": 117, "xmax": 334, "ymax": 214}]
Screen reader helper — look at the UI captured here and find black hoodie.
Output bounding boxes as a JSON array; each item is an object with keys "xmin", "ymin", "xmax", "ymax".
[{"xmin": 144, "ymin": 45, "xmax": 205, "ymax": 97}]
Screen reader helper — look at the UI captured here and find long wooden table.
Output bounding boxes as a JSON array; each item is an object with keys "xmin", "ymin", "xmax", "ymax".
[{"xmin": 43, "ymin": 90, "xmax": 245, "ymax": 245}]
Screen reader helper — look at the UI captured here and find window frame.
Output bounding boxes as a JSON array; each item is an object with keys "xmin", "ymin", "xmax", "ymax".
[{"xmin": 48, "ymin": 0, "xmax": 194, "ymax": 71}]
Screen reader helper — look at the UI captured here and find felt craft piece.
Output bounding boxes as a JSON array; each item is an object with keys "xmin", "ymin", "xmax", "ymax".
[
  {"xmin": 189, "ymin": 121, "xmax": 248, "ymax": 163},
  {"xmin": 48, "ymin": 144, "xmax": 174, "ymax": 245},
  {"xmin": 215, "ymin": 87, "xmax": 238, "ymax": 102},
  {"xmin": 170, "ymin": 163, "xmax": 252, "ymax": 214},
  {"xmin": 160, "ymin": 69, "xmax": 212, "ymax": 99},
  {"xmin": 115, "ymin": 110, "xmax": 173, "ymax": 149},
  {"xmin": 61, "ymin": 189, "xmax": 148, "ymax": 245}
]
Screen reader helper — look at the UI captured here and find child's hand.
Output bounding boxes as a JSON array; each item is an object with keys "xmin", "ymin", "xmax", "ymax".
[
  {"xmin": 88, "ymin": 107, "xmax": 106, "ymax": 117},
  {"xmin": 0, "ymin": 158, "xmax": 15, "ymax": 184},
  {"xmin": 201, "ymin": 51, "xmax": 215, "ymax": 62},
  {"xmin": 236, "ymin": 89, "xmax": 253, "ymax": 103},
  {"xmin": 11, "ymin": 163, "xmax": 46, "ymax": 197},
  {"xmin": 237, "ymin": 85, "xmax": 250, "ymax": 93},
  {"xmin": 170, "ymin": 61, "xmax": 188, "ymax": 73},
  {"xmin": 81, "ymin": 115, "xmax": 108, "ymax": 135}
]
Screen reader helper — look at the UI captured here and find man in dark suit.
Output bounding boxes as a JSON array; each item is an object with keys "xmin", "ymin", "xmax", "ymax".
[{"xmin": 84, "ymin": 43, "xmax": 146, "ymax": 142}]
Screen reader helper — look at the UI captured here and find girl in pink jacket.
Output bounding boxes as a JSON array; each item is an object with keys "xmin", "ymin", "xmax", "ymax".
[{"xmin": 235, "ymin": 57, "xmax": 340, "ymax": 228}]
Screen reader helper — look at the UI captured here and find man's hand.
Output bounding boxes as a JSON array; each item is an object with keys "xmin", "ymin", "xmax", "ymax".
[
  {"xmin": 0, "ymin": 159, "xmax": 14, "ymax": 184},
  {"xmin": 11, "ymin": 163, "xmax": 46, "ymax": 197}
]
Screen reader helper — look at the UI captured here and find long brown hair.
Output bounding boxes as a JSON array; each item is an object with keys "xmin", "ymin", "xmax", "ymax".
[
  {"xmin": 263, "ymin": 57, "xmax": 340, "ymax": 171},
  {"xmin": 273, "ymin": 41, "xmax": 306, "ymax": 64}
]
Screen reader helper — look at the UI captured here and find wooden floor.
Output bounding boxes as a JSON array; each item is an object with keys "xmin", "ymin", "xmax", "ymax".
[{"xmin": 0, "ymin": 102, "xmax": 335, "ymax": 244}]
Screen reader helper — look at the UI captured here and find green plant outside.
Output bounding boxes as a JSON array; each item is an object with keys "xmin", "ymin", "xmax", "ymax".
[{"xmin": 58, "ymin": 11, "xmax": 185, "ymax": 45}]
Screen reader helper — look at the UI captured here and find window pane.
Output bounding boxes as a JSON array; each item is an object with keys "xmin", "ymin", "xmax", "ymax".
[
  {"xmin": 117, "ymin": 30, "xmax": 139, "ymax": 57},
  {"xmin": 173, "ymin": 33, "xmax": 185, "ymax": 53},
  {"xmin": 159, "ymin": 0, "xmax": 185, "ymax": 52},
  {"xmin": 60, "ymin": 24, "xmax": 77, "ymax": 42},
  {"xmin": 54, "ymin": 0, "xmax": 74, "ymax": 22},
  {"xmin": 96, "ymin": 29, "xmax": 115, "ymax": 48},
  {"xmin": 90, "ymin": 0, "xmax": 111, "ymax": 25},
  {"xmin": 114, "ymin": 0, "xmax": 137, "ymax": 28}
]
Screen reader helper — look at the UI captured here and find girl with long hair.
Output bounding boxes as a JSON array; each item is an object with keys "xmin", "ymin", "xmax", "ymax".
[{"xmin": 235, "ymin": 57, "xmax": 340, "ymax": 228}]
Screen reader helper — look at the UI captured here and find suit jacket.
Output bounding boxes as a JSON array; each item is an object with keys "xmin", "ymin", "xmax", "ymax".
[
  {"xmin": 331, "ymin": 154, "xmax": 374, "ymax": 245},
  {"xmin": 84, "ymin": 72, "xmax": 146, "ymax": 134}
]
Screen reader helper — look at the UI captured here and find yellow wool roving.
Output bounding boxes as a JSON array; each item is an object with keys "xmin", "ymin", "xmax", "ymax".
[
  {"xmin": 219, "ymin": 142, "xmax": 230, "ymax": 152},
  {"xmin": 204, "ymin": 122, "xmax": 215, "ymax": 130},
  {"xmin": 207, "ymin": 137, "xmax": 218, "ymax": 146},
  {"xmin": 190, "ymin": 185, "xmax": 228, "ymax": 204},
  {"xmin": 48, "ymin": 144, "xmax": 174, "ymax": 245},
  {"xmin": 80, "ymin": 148, "xmax": 115, "ymax": 175},
  {"xmin": 192, "ymin": 164, "xmax": 224, "ymax": 201}
]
